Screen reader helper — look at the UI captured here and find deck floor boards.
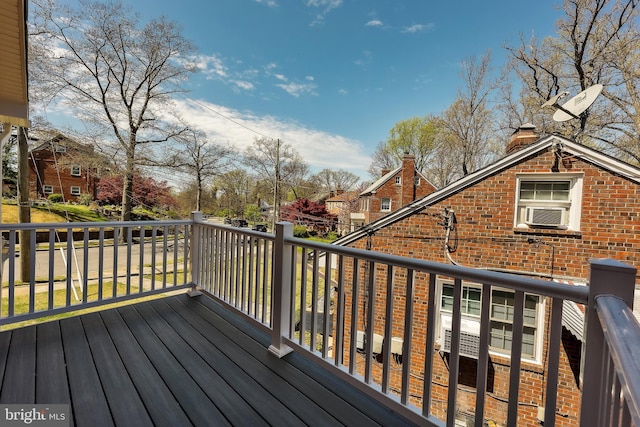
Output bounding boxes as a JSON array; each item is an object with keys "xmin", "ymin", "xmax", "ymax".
[{"xmin": 0, "ymin": 293, "xmax": 420, "ymax": 427}]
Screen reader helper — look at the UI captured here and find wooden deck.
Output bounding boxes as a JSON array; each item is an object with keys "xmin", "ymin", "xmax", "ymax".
[{"xmin": 0, "ymin": 293, "xmax": 419, "ymax": 426}]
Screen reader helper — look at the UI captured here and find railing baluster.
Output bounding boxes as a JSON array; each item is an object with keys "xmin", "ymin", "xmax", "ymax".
[
  {"xmin": 423, "ymin": 273, "xmax": 437, "ymax": 418},
  {"xmin": 349, "ymin": 257, "xmax": 360, "ymax": 375},
  {"xmin": 446, "ymin": 277, "xmax": 463, "ymax": 427},
  {"xmin": 83, "ymin": 228, "xmax": 89, "ymax": 303},
  {"xmin": 99, "ymin": 227, "xmax": 105, "ymax": 298},
  {"xmin": 364, "ymin": 260, "xmax": 375, "ymax": 384},
  {"xmin": 474, "ymin": 282, "xmax": 492, "ymax": 427},
  {"xmin": 66, "ymin": 229, "xmax": 73, "ymax": 306},
  {"xmin": 299, "ymin": 247, "xmax": 308, "ymax": 346},
  {"xmin": 8, "ymin": 230, "xmax": 16, "ymax": 317},
  {"xmin": 137, "ymin": 226, "xmax": 147, "ymax": 293},
  {"xmin": 401, "ymin": 269, "xmax": 414, "ymax": 405},
  {"xmin": 161, "ymin": 225, "xmax": 168, "ymax": 289},
  {"xmin": 506, "ymin": 290, "xmax": 525, "ymax": 426},
  {"xmin": 382, "ymin": 265, "xmax": 394, "ymax": 394},
  {"xmin": 322, "ymin": 251, "xmax": 332, "ymax": 359},
  {"xmin": 48, "ymin": 229, "xmax": 55, "ymax": 310},
  {"xmin": 334, "ymin": 255, "xmax": 345, "ymax": 367},
  {"xmin": 543, "ymin": 296, "xmax": 564, "ymax": 427},
  {"xmin": 310, "ymin": 250, "xmax": 319, "ymax": 352}
]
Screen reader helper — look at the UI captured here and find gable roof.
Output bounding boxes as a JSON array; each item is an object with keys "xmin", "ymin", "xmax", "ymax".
[
  {"xmin": 334, "ymin": 134, "xmax": 640, "ymax": 247},
  {"xmin": 325, "ymin": 191, "xmax": 359, "ymax": 203},
  {"xmin": 0, "ymin": 0, "xmax": 29, "ymax": 128},
  {"xmin": 360, "ymin": 167, "xmax": 434, "ymax": 196}
]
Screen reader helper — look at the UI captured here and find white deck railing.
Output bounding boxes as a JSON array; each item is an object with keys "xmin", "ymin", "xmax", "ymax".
[
  {"xmin": 1, "ymin": 215, "xmax": 638, "ymax": 426},
  {"xmin": 0, "ymin": 219, "xmax": 192, "ymax": 325}
]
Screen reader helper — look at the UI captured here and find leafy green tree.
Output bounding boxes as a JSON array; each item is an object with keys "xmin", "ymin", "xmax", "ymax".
[{"xmin": 368, "ymin": 115, "xmax": 440, "ymax": 178}]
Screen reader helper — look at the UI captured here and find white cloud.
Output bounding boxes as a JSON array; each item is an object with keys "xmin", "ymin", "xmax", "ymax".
[
  {"xmin": 401, "ymin": 23, "xmax": 435, "ymax": 33},
  {"xmin": 276, "ymin": 82, "xmax": 317, "ymax": 97},
  {"xmin": 233, "ymin": 80, "xmax": 255, "ymax": 90},
  {"xmin": 255, "ymin": 0, "xmax": 278, "ymax": 7},
  {"xmin": 365, "ymin": 20, "xmax": 383, "ymax": 27},
  {"xmin": 190, "ymin": 54, "xmax": 228, "ymax": 78},
  {"xmin": 166, "ymin": 98, "xmax": 371, "ymax": 177},
  {"xmin": 338, "ymin": 89, "xmax": 348, "ymax": 95},
  {"xmin": 273, "ymin": 73, "xmax": 288, "ymax": 82},
  {"xmin": 305, "ymin": 76, "xmax": 314, "ymax": 81},
  {"xmin": 306, "ymin": 0, "xmax": 343, "ymax": 26}
]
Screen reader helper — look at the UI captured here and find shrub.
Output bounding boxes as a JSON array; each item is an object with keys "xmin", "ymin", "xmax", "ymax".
[
  {"xmin": 293, "ymin": 225, "xmax": 309, "ymax": 238},
  {"xmin": 48, "ymin": 193, "xmax": 64, "ymax": 203},
  {"xmin": 78, "ymin": 193, "xmax": 93, "ymax": 206}
]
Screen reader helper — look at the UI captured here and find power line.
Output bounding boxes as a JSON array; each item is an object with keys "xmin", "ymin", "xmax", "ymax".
[{"xmin": 182, "ymin": 96, "xmax": 276, "ymax": 140}]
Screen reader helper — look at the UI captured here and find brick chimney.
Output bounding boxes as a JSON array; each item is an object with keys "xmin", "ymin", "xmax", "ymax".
[
  {"xmin": 506, "ymin": 123, "xmax": 538, "ymax": 154},
  {"xmin": 401, "ymin": 152, "xmax": 416, "ymax": 206}
]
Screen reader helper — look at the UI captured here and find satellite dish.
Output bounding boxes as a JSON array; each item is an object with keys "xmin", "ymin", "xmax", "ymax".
[{"xmin": 546, "ymin": 84, "xmax": 603, "ymax": 122}]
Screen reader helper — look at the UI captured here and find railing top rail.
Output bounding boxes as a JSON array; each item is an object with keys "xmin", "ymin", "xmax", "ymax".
[
  {"xmin": 195, "ymin": 220, "xmax": 276, "ymax": 242},
  {"xmin": 0, "ymin": 219, "xmax": 192, "ymax": 231},
  {"xmin": 595, "ymin": 294, "xmax": 640, "ymax": 426},
  {"xmin": 285, "ymin": 234, "xmax": 589, "ymax": 304}
]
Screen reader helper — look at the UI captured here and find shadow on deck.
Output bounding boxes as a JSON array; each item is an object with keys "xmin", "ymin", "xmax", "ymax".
[{"xmin": 0, "ymin": 293, "xmax": 418, "ymax": 426}]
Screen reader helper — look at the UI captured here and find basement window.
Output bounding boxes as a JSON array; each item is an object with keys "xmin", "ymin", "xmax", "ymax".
[
  {"xmin": 514, "ymin": 174, "xmax": 583, "ymax": 230},
  {"xmin": 70, "ymin": 186, "xmax": 81, "ymax": 196},
  {"xmin": 43, "ymin": 185, "xmax": 53, "ymax": 194}
]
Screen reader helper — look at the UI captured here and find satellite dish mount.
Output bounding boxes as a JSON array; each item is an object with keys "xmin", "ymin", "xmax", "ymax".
[{"xmin": 542, "ymin": 84, "xmax": 603, "ymax": 122}]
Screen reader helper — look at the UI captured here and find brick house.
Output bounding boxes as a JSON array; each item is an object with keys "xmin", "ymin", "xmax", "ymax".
[
  {"xmin": 332, "ymin": 124, "xmax": 640, "ymax": 426},
  {"xmin": 349, "ymin": 153, "xmax": 436, "ymax": 230},
  {"xmin": 29, "ymin": 133, "xmax": 102, "ymax": 202}
]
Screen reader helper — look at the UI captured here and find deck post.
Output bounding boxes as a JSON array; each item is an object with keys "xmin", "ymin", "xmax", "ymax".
[
  {"xmin": 580, "ymin": 258, "xmax": 636, "ymax": 425},
  {"xmin": 269, "ymin": 222, "xmax": 294, "ymax": 358},
  {"xmin": 187, "ymin": 211, "xmax": 202, "ymax": 297}
]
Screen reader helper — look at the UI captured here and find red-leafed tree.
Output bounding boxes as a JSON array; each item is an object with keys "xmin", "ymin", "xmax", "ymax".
[
  {"xmin": 97, "ymin": 174, "xmax": 176, "ymax": 210},
  {"xmin": 280, "ymin": 198, "xmax": 336, "ymax": 234}
]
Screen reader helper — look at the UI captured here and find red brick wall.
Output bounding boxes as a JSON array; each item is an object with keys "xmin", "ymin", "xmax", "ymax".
[
  {"xmin": 339, "ymin": 147, "xmax": 640, "ymax": 426},
  {"xmin": 29, "ymin": 147, "xmax": 99, "ymax": 202}
]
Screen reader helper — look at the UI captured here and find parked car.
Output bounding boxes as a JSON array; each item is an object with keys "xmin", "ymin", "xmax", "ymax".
[
  {"xmin": 251, "ymin": 224, "xmax": 267, "ymax": 232},
  {"xmin": 230, "ymin": 218, "xmax": 248, "ymax": 228}
]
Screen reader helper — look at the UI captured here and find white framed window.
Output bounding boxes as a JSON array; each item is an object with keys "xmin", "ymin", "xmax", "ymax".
[
  {"xmin": 43, "ymin": 185, "xmax": 53, "ymax": 194},
  {"xmin": 70, "ymin": 186, "xmax": 81, "ymax": 196},
  {"xmin": 514, "ymin": 174, "xmax": 583, "ymax": 230},
  {"xmin": 395, "ymin": 176, "xmax": 401, "ymax": 185},
  {"xmin": 438, "ymin": 280, "xmax": 542, "ymax": 361},
  {"xmin": 71, "ymin": 165, "xmax": 81, "ymax": 176},
  {"xmin": 380, "ymin": 197, "xmax": 391, "ymax": 211},
  {"xmin": 54, "ymin": 145, "xmax": 66, "ymax": 153},
  {"xmin": 414, "ymin": 177, "xmax": 420, "ymax": 186}
]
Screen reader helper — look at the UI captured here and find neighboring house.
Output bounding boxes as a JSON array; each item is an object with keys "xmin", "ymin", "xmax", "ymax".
[
  {"xmin": 333, "ymin": 124, "xmax": 640, "ymax": 426},
  {"xmin": 325, "ymin": 190, "xmax": 359, "ymax": 235},
  {"xmin": 350, "ymin": 153, "xmax": 436, "ymax": 230},
  {"xmin": 28, "ymin": 133, "xmax": 101, "ymax": 202}
]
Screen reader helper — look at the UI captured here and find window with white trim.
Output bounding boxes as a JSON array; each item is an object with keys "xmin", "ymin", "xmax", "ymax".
[
  {"xmin": 71, "ymin": 165, "xmax": 81, "ymax": 176},
  {"xmin": 515, "ymin": 174, "xmax": 583, "ymax": 230},
  {"xmin": 380, "ymin": 197, "xmax": 391, "ymax": 211},
  {"xmin": 395, "ymin": 176, "xmax": 401, "ymax": 185},
  {"xmin": 70, "ymin": 186, "xmax": 81, "ymax": 196},
  {"xmin": 54, "ymin": 145, "xmax": 66, "ymax": 153},
  {"xmin": 414, "ymin": 176, "xmax": 420, "ymax": 186},
  {"xmin": 43, "ymin": 185, "xmax": 53, "ymax": 194},
  {"xmin": 438, "ymin": 281, "xmax": 541, "ymax": 360}
]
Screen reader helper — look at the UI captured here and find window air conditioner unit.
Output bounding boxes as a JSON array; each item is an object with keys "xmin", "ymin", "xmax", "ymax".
[
  {"xmin": 440, "ymin": 316, "xmax": 481, "ymax": 359},
  {"xmin": 525, "ymin": 206, "xmax": 565, "ymax": 227}
]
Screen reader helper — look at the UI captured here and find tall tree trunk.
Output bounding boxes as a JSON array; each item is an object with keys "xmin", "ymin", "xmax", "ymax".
[{"xmin": 17, "ymin": 127, "xmax": 31, "ymax": 283}]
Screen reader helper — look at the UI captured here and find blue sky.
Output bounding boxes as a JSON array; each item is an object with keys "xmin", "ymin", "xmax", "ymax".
[{"xmin": 46, "ymin": 0, "xmax": 561, "ymax": 183}]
